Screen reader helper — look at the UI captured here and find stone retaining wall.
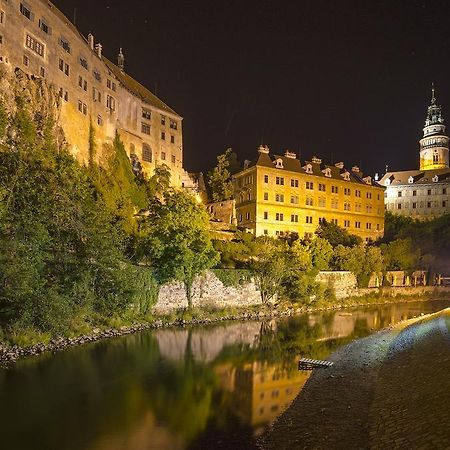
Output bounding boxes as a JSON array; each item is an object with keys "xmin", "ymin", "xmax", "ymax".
[{"xmin": 155, "ymin": 271, "xmax": 262, "ymax": 313}]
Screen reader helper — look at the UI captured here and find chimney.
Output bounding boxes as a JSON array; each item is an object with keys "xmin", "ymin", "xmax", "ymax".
[
  {"xmin": 95, "ymin": 43, "xmax": 102, "ymax": 58},
  {"xmin": 284, "ymin": 150, "xmax": 296, "ymax": 159},
  {"xmin": 374, "ymin": 173, "xmax": 379, "ymax": 181},
  {"xmin": 351, "ymin": 165, "xmax": 360, "ymax": 173},
  {"xmin": 311, "ymin": 156, "xmax": 322, "ymax": 164},
  {"xmin": 335, "ymin": 161, "xmax": 344, "ymax": 169},
  {"xmin": 258, "ymin": 144, "xmax": 269, "ymax": 154},
  {"xmin": 88, "ymin": 33, "xmax": 94, "ymax": 50},
  {"xmin": 118, "ymin": 48, "xmax": 125, "ymax": 72}
]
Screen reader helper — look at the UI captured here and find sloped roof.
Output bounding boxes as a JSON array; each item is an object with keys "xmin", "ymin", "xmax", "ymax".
[
  {"xmin": 103, "ymin": 58, "xmax": 181, "ymax": 117},
  {"xmin": 239, "ymin": 151, "xmax": 383, "ymax": 187},
  {"xmin": 380, "ymin": 168, "xmax": 450, "ymax": 185}
]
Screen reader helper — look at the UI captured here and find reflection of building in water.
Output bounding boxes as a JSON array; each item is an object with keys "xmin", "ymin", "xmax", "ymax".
[
  {"xmin": 155, "ymin": 322, "xmax": 261, "ymax": 363},
  {"xmin": 88, "ymin": 410, "xmax": 184, "ymax": 450},
  {"xmin": 231, "ymin": 360, "xmax": 311, "ymax": 429}
]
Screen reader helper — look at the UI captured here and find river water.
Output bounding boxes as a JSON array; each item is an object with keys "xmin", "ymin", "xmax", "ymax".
[{"xmin": 1, "ymin": 299, "xmax": 449, "ymax": 450}]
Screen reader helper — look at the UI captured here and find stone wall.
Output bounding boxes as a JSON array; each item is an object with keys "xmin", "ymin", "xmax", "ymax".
[
  {"xmin": 315, "ymin": 271, "xmax": 358, "ymax": 299},
  {"xmin": 155, "ymin": 271, "xmax": 262, "ymax": 313}
]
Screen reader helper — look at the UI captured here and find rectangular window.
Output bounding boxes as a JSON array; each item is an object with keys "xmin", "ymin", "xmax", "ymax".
[
  {"xmin": 23, "ymin": 54, "xmax": 29, "ymax": 66},
  {"xmin": 306, "ymin": 216, "xmax": 313, "ymax": 224},
  {"xmin": 78, "ymin": 100, "xmax": 83, "ymax": 113},
  {"xmin": 306, "ymin": 197, "xmax": 313, "ymax": 206},
  {"xmin": 331, "ymin": 199, "xmax": 338, "ymax": 209},
  {"xmin": 263, "ymin": 192, "xmax": 269, "ymax": 200},
  {"xmin": 367, "ymin": 192, "xmax": 372, "ymax": 199},
  {"xmin": 83, "ymin": 80, "xmax": 88, "ymax": 91},
  {"xmin": 20, "ymin": 3, "xmax": 32, "ymax": 20},
  {"xmin": 0, "ymin": 11, "xmax": 5, "ymax": 25},
  {"xmin": 397, "ymin": 191, "xmax": 402, "ymax": 198},
  {"xmin": 64, "ymin": 63, "xmax": 69, "ymax": 76},
  {"xmin": 38, "ymin": 18, "xmax": 50, "ymax": 34},
  {"xmin": 412, "ymin": 202, "xmax": 417, "ymax": 209},
  {"xmin": 344, "ymin": 220, "xmax": 350, "ymax": 227},
  {"xmin": 170, "ymin": 135, "xmax": 175, "ymax": 144},
  {"xmin": 170, "ymin": 119, "xmax": 178, "ymax": 129},
  {"xmin": 291, "ymin": 179, "xmax": 299, "ymax": 187},
  {"xmin": 319, "ymin": 197, "xmax": 326, "ymax": 207},
  {"xmin": 306, "ymin": 181, "xmax": 314, "ymax": 189},
  {"xmin": 39, "ymin": 66, "xmax": 45, "ymax": 77},
  {"xmin": 246, "ymin": 212, "xmax": 250, "ymax": 220},
  {"xmin": 264, "ymin": 175, "xmax": 269, "ymax": 183},
  {"xmin": 64, "ymin": 91, "xmax": 68, "ymax": 102},
  {"xmin": 291, "ymin": 214, "xmax": 299, "ymax": 223},
  {"xmin": 141, "ymin": 123, "xmax": 151, "ymax": 135},
  {"xmin": 264, "ymin": 229, "xmax": 268, "ymax": 235},
  {"xmin": 276, "ymin": 213, "xmax": 284, "ymax": 221},
  {"xmin": 142, "ymin": 108, "xmax": 151, "ymax": 120},
  {"xmin": 80, "ymin": 57, "xmax": 88, "ymax": 70},
  {"xmin": 171, "ymin": 155, "xmax": 176, "ymax": 164},
  {"xmin": 97, "ymin": 115, "xmax": 103, "ymax": 126},
  {"xmin": 93, "ymin": 70, "xmax": 101, "ymax": 82},
  {"xmin": 82, "ymin": 103, "xmax": 87, "ymax": 115},
  {"xmin": 112, "ymin": 82, "xmax": 116, "ymax": 92},
  {"xmin": 161, "ymin": 151, "xmax": 166, "ymax": 161},
  {"xmin": 427, "ymin": 201, "xmax": 431, "ymax": 208},
  {"xmin": 78, "ymin": 75, "xmax": 83, "ymax": 88},
  {"xmin": 275, "ymin": 194, "xmax": 284, "ymax": 202},
  {"xmin": 428, "ymin": 189, "xmax": 432, "ymax": 195},
  {"xmin": 25, "ymin": 34, "xmax": 44, "ymax": 57},
  {"xmin": 106, "ymin": 95, "xmax": 115, "ymax": 111},
  {"xmin": 161, "ymin": 131, "xmax": 166, "ymax": 140},
  {"xmin": 107, "ymin": 79, "xmax": 111, "ymax": 89},
  {"xmin": 332, "ymin": 185, "xmax": 338, "ymax": 194},
  {"xmin": 290, "ymin": 195, "xmax": 299, "ymax": 204},
  {"xmin": 355, "ymin": 221, "xmax": 361, "ymax": 229},
  {"xmin": 443, "ymin": 201, "xmax": 447, "ymax": 207},
  {"xmin": 264, "ymin": 211, "xmax": 268, "ymax": 220},
  {"xmin": 59, "ymin": 37, "xmax": 71, "ymax": 54},
  {"xmin": 366, "ymin": 223, "xmax": 372, "ymax": 230},
  {"xmin": 443, "ymin": 188, "xmax": 447, "ymax": 195},
  {"xmin": 318, "ymin": 183, "xmax": 326, "ymax": 191},
  {"xmin": 161, "ymin": 115, "xmax": 166, "ymax": 125},
  {"xmin": 331, "ymin": 219, "xmax": 338, "ymax": 225},
  {"xmin": 344, "ymin": 202, "xmax": 350, "ymax": 211},
  {"xmin": 275, "ymin": 176, "xmax": 284, "ymax": 185},
  {"xmin": 344, "ymin": 188, "xmax": 350, "ymax": 195}
]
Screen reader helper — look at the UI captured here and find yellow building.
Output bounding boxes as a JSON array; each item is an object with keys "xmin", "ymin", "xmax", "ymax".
[{"xmin": 233, "ymin": 146, "xmax": 385, "ymax": 242}]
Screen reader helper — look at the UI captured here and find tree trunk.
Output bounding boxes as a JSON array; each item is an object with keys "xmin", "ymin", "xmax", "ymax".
[{"xmin": 185, "ymin": 281, "xmax": 193, "ymax": 309}]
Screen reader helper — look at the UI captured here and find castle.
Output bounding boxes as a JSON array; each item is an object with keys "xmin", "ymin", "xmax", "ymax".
[
  {"xmin": 233, "ymin": 146, "xmax": 385, "ymax": 242},
  {"xmin": 0, "ymin": 0, "xmax": 185, "ymax": 185},
  {"xmin": 381, "ymin": 87, "xmax": 450, "ymax": 218}
]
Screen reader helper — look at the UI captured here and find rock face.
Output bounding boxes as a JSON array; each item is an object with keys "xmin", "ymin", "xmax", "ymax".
[{"xmin": 155, "ymin": 271, "xmax": 262, "ymax": 313}]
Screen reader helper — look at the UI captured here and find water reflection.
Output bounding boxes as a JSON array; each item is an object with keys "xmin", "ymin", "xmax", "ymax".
[{"xmin": 0, "ymin": 300, "xmax": 449, "ymax": 450}]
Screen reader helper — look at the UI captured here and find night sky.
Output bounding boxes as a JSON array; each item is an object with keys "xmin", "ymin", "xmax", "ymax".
[{"xmin": 54, "ymin": 0, "xmax": 450, "ymax": 176}]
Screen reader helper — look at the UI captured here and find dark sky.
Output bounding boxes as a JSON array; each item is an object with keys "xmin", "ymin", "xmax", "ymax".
[{"xmin": 54, "ymin": 0, "xmax": 450, "ymax": 176}]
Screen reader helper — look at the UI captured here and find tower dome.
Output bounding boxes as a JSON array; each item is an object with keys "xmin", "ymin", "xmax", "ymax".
[{"xmin": 419, "ymin": 85, "xmax": 449, "ymax": 170}]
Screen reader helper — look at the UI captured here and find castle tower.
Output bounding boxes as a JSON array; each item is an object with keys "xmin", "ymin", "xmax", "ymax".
[{"xmin": 419, "ymin": 85, "xmax": 449, "ymax": 170}]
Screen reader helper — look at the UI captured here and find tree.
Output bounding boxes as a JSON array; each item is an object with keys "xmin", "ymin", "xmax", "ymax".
[
  {"xmin": 207, "ymin": 148, "xmax": 239, "ymax": 202},
  {"xmin": 139, "ymin": 190, "xmax": 219, "ymax": 308},
  {"xmin": 380, "ymin": 238, "xmax": 420, "ymax": 271},
  {"xmin": 248, "ymin": 237, "xmax": 291, "ymax": 304},
  {"xmin": 331, "ymin": 244, "xmax": 384, "ymax": 287},
  {"xmin": 315, "ymin": 219, "xmax": 362, "ymax": 247}
]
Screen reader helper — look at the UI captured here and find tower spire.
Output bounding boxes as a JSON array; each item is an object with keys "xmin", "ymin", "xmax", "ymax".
[{"xmin": 431, "ymin": 82, "xmax": 436, "ymax": 104}]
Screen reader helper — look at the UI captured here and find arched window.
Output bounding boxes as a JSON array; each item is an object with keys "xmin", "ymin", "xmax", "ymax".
[
  {"xmin": 142, "ymin": 144, "xmax": 152, "ymax": 162},
  {"xmin": 433, "ymin": 152, "xmax": 439, "ymax": 164}
]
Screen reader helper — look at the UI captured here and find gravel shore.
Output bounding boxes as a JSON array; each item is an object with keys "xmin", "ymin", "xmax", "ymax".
[{"xmin": 259, "ymin": 308, "xmax": 450, "ymax": 450}]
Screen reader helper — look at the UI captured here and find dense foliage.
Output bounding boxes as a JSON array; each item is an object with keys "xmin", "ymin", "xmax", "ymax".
[
  {"xmin": 206, "ymin": 148, "xmax": 239, "ymax": 202},
  {"xmin": 0, "ymin": 82, "xmax": 218, "ymax": 339}
]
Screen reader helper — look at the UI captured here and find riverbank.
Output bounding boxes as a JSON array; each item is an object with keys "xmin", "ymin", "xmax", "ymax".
[
  {"xmin": 259, "ymin": 308, "xmax": 450, "ymax": 449},
  {"xmin": 1, "ymin": 288, "xmax": 449, "ymax": 368}
]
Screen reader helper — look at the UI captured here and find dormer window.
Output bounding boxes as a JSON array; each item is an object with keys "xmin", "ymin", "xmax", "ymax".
[
  {"xmin": 341, "ymin": 171, "xmax": 350, "ymax": 181},
  {"xmin": 305, "ymin": 164, "xmax": 313, "ymax": 174},
  {"xmin": 275, "ymin": 158, "xmax": 284, "ymax": 169},
  {"xmin": 363, "ymin": 176, "xmax": 372, "ymax": 185},
  {"xmin": 433, "ymin": 175, "xmax": 439, "ymax": 182},
  {"xmin": 323, "ymin": 168, "xmax": 331, "ymax": 177},
  {"xmin": 408, "ymin": 176, "xmax": 414, "ymax": 184}
]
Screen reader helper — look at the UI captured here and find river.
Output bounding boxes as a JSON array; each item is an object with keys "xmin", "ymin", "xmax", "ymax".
[{"xmin": 1, "ymin": 299, "xmax": 449, "ymax": 450}]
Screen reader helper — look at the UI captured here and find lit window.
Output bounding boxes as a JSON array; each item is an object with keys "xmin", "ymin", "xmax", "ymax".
[
  {"xmin": 142, "ymin": 108, "xmax": 151, "ymax": 120},
  {"xmin": 161, "ymin": 131, "xmax": 166, "ymax": 140},
  {"xmin": 23, "ymin": 54, "xmax": 29, "ymax": 66},
  {"xmin": 39, "ymin": 19, "xmax": 50, "ymax": 34},
  {"xmin": 170, "ymin": 135, "xmax": 175, "ymax": 144},
  {"xmin": 59, "ymin": 37, "xmax": 71, "ymax": 54}
]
